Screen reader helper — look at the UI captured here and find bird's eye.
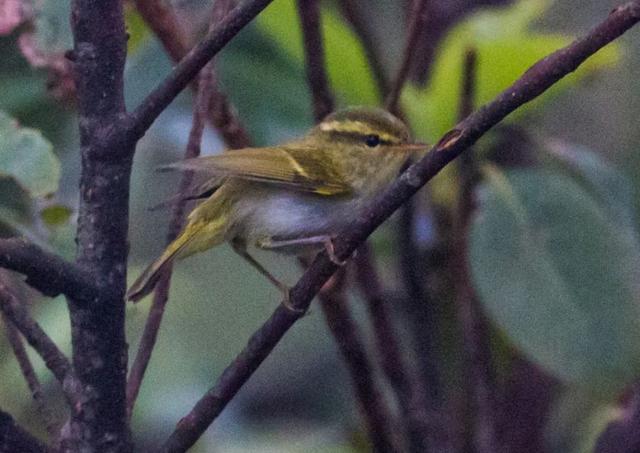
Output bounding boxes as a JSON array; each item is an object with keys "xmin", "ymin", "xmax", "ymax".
[{"xmin": 365, "ymin": 134, "xmax": 381, "ymax": 147}]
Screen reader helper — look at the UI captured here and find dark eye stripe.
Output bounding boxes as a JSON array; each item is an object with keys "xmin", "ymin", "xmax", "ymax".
[{"xmin": 325, "ymin": 130, "xmax": 397, "ymax": 146}]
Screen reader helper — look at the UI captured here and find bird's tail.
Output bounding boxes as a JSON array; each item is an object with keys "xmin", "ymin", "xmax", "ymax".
[
  {"xmin": 126, "ymin": 214, "xmax": 226, "ymax": 302},
  {"xmin": 126, "ymin": 222, "xmax": 200, "ymax": 302}
]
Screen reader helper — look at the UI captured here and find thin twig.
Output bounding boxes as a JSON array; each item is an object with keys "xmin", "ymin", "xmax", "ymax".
[
  {"xmin": 295, "ymin": 6, "xmax": 399, "ymax": 449},
  {"xmin": 385, "ymin": 0, "xmax": 429, "ymax": 115},
  {"xmin": 0, "ymin": 238, "xmax": 98, "ymax": 301},
  {"xmin": 133, "ymin": 0, "xmax": 251, "ymax": 149},
  {"xmin": 2, "ymin": 313, "xmax": 57, "ymax": 437},
  {"xmin": 296, "ymin": 0, "xmax": 334, "ymax": 120},
  {"xmin": 336, "ymin": 0, "xmax": 391, "ymax": 97},
  {"xmin": 159, "ymin": 3, "xmax": 640, "ymax": 448},
  {"xmin": 319, "ymin": 278, "xmax": 400, "ymax": 453},
  {"xmin": 353, "ymin": 246, "xmax": 437, "ymax": 452},
  {"xmin": 124, "ymin": 0, "xmax": 275, "ymax": 144},
  {"xmin": 0, "ymin": 281, "xmax": 81, "ymax": 408},
  {"xmin": 0, "ymin": 408, "xmax": 47, "ymax": 453},
  {"xmin": 126, "ymin": 67, "xmax": 214, "ymax": 417},
  {"xmin": 453, "ymin": 47, "xmax": 500, "ymax": 453},
  {"xmin": 132, "ymin": 0, "xmax": 190, "ymax": 63}
]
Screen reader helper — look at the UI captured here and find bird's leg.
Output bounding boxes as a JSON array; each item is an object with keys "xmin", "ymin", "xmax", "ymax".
[
  {"xmin": 258, "ymin": 235, "xmax": 348, "ymax": 266},
  {"xmin": 230, "ymin": 238, "xmax": 305, "ymax": 315}
]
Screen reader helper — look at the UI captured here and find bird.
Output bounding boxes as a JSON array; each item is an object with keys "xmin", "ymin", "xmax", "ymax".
[{"xmin": 126, "ymin": 106, "xmax": 424, "ymax": 305}]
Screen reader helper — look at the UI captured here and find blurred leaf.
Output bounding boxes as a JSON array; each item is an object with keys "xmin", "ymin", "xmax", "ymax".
[
  {"xmin": 470, "ymin": 166, "xmax": 640, "ymax": 395},
  {"xmin": 545, "ymin": 388, "xmax": 620, "ymax": 453},
  {"xmin": 0, "ymin": 177, "xmax": 32, "ymax": 235},
  {"xmin": 124, "ymin": 5, "xmax": 151, "ymax": 55},
  {"xmin": 32, "ymin": 0, "xmax": 72, "ymax": 54},
  {"xmin": 543, "ymin": 139, "xmax": 636, "ymax": 228},
  {"xmin": 256, "ymin": 0, "xmax": 379, "ymax": 107},
  {"xmin": 40, "ymin": 204, "xmax": 72, "ymax": 227},
  {"xmin": 217, "ymin": 25, "xmax": 313, "ymax": 145},
  {"xmin": 0, "ymin": 111, "xmax": 60, "ymax": 196},
  {"xmin": 403, "ymin": 0, "xmax": 620, "ymax": 143}
]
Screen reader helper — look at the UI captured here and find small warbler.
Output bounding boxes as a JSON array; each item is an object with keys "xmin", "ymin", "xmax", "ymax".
[{"xmin": 127, "ymin": 107, "xmax": 425, "ymax": 303}]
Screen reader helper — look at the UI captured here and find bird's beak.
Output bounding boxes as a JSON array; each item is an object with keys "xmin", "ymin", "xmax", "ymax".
[{"xmin": 392, "ymin": 142, "xmax": 430, "ymax": 154}]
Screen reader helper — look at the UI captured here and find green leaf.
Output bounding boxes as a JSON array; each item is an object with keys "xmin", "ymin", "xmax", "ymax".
[
  {"xmin": 470, "ymin": 166, "xmax": 640, "ymax": 396},
  {"xmin": 32, "ymin": 0, "xmax": 72, "ymax": 54},
  {"xmin": 0, "ymin": 111, "xmax": 60, "ymax": 196},
  {"xmin": 217, "ymin": 25, "xmax": 313, "ymax": 145},
  {"xmin": 403, "ymin": 0, "xmax": 620, "ymax": 143},
  {"xmin": 256, "ymin": 0, "xmax": 380, "ymax": 107},
  {"xmin": 124, "ymin": 5, "xmax": 151, "ymax": 56},
  {"xmin": 543, "ymin": 139, "xmax": 636, "ymax": 228},
  {"xmin": 40, "ymin": 204, "xmax": 72, "ymax": 227}
]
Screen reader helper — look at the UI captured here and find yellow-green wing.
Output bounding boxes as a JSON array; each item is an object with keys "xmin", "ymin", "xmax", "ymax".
[{"xmin": 162, "ymin": 145, "xmax": 352, "ymax": 195}]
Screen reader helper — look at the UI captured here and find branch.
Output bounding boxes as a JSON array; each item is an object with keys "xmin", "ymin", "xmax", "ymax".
[
  {"xmin": 124, "ymin": 0, "xmax": 275, "ymax": 143},
  {"xmin": 67, "ymin": 0, "xmax": 131, "ymax": 450},
  {"xmin": 0, "ymin": 408, "xmax": 47, "ymax": 453},
  {"xmin": 318, "ymin": 282, "xmax": 400, "ymax": 452},
  {"xmin": 0, "ymin": 281, "xmax": 81, "ymax": 408},
  {"xmin": 452, "ymin": 47, "xmax": 500, "ymax": 453},
  {"xmin": 385, "ymin": 0, "xmax": 429, "ymax": 115},
  {"xmin": 353, "ymin": 247, "xmax": 441, "ymax": 452},
  {"xmin": 296, "ymin": 0, "xmax": 334, "ymax": 120},
  {"xmin": 132, "ymin": 0, "xmax": 190, "ymax": 63},
  {"xmin": 127, "ymin": 68, "xmax": 213, "ymax": 417},
  {"xmin": 2, "ymin": 314, "xmax": 57, "ymax": 437},
  {"xmin": 133, "ymin": 0, "xmax": 251, "ymax": 148},
  {"xmin": 336, "ymin": 0, "xmax": 391, "ymax": 96},
  {"xmin": 0, "ymin": 238, "xmax": 98, "ymax": 301},
  {"xmin": 160, "ymin": 2, "xmax": 640, "ymax": 447}
]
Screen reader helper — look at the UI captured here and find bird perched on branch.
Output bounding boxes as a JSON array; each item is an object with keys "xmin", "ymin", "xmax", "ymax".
[{"xmin": 127, "ymin": 107, "xmax": 425, "ymax": 306}]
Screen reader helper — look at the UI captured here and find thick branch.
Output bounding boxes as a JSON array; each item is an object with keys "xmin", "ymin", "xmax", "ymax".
[
  {"xmin": 68, "ymin": 0, "xmax": 131, "ymax": 451},
  {"xmin": 125, "ymin": 0, "xmax": 275, "ymax": 142},
  {"xmin": 161, "ymin": 2, "xmax": 640, "ymax": 448},
  {"xmin": 0, "ymin": 409, "xmax": 47, "ymax": 453},
  {"xmin": 0, "ymin": 238, "xmax": 98, "ymax": 301}
]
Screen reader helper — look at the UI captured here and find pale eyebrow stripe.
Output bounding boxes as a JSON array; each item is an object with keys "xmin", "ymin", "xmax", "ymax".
[{"xmin": 319, "ymin": 120, "xmax": 398, "ymax": 143}]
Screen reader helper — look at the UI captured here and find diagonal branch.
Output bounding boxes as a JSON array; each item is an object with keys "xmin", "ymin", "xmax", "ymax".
[
  {"xmin": 160, "ymin": 1, "xmax": 640, "ymax": 448},
  {"xmin": 0, "ymin": 238, "xmax": 98, "ymax": 301},
  {"xmin": 2, "ymin": 314, "xmax": 57, "ymax": 437},
  {"xmin": 126, "ymin": 67, "xmax": 213, "ymax": 418},
  {"xmin": 0, "ymin": 280, "xmax": 82, "ymax": 408},
  {"xmin": 0, "ymin": 408, "xmax": 47, "ymax": 453},
  {"xmin": 386, "ymin": 0, "xmax": 430, "ymax": 115},
  {"xmin": 124, "ymin": 0, "xmax": 275, "ymax": 143},
  {"xmin": 133, "ymin": 0, "xmax": 251, "ymax": 148},
  {"xmin": 453, "ymin": 47, "xmax": 501, "ymax": 453},
  {"xmin": 353, "ymin": 247, "xmax": 436, "ymax": 452},
  {"xmin": 296, "ymin": 0, "xmax": 334, "ymax": 120},
  {"xmin": 319, "ymin": 283, "xmax": 400, "ymax": 452}
]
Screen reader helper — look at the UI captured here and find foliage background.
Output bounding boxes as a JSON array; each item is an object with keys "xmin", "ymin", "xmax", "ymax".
[{"xmin": 1, "ymin": 0, "xmax": 640, "ymax": 451}]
